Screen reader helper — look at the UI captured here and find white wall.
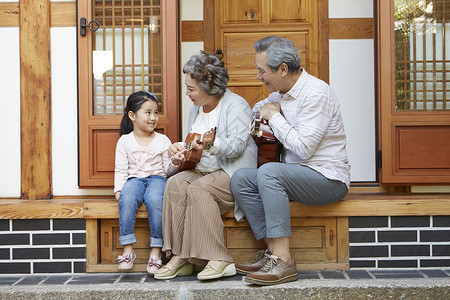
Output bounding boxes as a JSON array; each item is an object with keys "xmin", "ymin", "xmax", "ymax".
[
  {"xmin": 330, "ymin": 40, "xmax": 376, "ymax": 182},
  {"xmin": 329, "ymin": 0, "xmax": 376, "ymax": 182},
  {"xmin": 180, "ymin": 0, "xmax": 204, "ymax": 139},
  {"xmin": 329, "ymin": 0, "xmax": 373, "ymax": 18},
  {"xmin": 51, "ymin": 28, "xmax": 111, "ymax": 196},
  {"xmin": 0, "ymin": 28, "xmax": 21, "ymax": 197},
  {"xmin": 181, "ymin": 0, "xmax": 203, "ymax": 20}
]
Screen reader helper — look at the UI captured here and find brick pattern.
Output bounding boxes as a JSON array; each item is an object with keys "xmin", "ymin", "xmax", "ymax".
[
  {"xmin": 349, "ymin": 216, "xmax": 450, "ymax": 268},
  {"xmin": 2, "ymin": 216, "xmax": 450, "ymax": 273},
  {"xmin": 0, "ymin": 219, "xmax": 86, "ymax": 274}
]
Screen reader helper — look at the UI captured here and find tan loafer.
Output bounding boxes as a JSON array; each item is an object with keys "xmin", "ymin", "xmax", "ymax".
[
  {"xmin": 154, "ymin": 261, "xmax": 193, "ymax": 280},
  {"xmin": 197, "ymin": 261, "xmax": 236, "ymax": 280}
]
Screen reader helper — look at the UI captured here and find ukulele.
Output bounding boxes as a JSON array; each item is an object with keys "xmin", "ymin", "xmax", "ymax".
[
  {"xmin": 249, "ymin": 112, "xmax": 280, "ymax": 166},
  {"xmin": 249, "ymin": 112, "xmax": 277, "ymax": 145},
  {"xmin": 179, "ymin": 128, "xmax": 217, "ymax": 171}
]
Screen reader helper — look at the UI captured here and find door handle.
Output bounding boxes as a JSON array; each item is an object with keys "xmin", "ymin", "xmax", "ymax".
[
  {"xmin": 80, "ymin": 17, "xmax": 100, "ymax": 36},
  {"xmin": 215, "ymin": 49, "xmax": 223, "ymax": 60}
]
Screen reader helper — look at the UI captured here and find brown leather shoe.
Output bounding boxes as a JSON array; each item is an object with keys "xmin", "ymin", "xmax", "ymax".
[
  {"xmin": 235, "ymin": 249, "xmax": 271, "ymax": 275},
  {"xmin": 245, "ymin": 254, "xmax": 298, "ymax": 285}
]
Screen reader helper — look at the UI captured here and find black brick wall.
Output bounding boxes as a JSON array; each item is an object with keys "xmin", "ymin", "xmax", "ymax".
[
  {"xmin": 53, "ymin": 219, "xmax": 86, "ymax": 230},
  {"xmin": 433, "ymin": 245, "xmax": 450, "ymax": 256},
  {"xmin": 34, "ymin": 262, "xmax": 72, "ymax": 273},
  {"xmin": 391, "ymin": 216, "xmax": 430, "ymax": 227},
  {"xmin": 421, "ymin": 230, "xmax": 450, "ymax": 242},
  {"xmin": 349, "ymin": 231, "xmax": 375, "ymax": 243},
  {"xmin": 53, "ymin": 247, "xmax": 86, "ymax": 259},
  {"xmin": 33, "ymin": 233, "xmax": 70, "ymax": 245},
  {"xmin": 0, "ymin": 219, "xmax": 86, "ymax": 274},
  {"xmin": 350, "ymin": 246, "xmax": 388, "ymax": 258},
  {"xmin": 378, "ymin": 230, "xmax": 417, "ymax": 242},
  {"xmin": 13, "ymin": 248, "xmax": 50, "ymax": 259},
  {"xmin": 0, "ymin": 234, "xmax": 30, "ymax": 245},
  {"xmin": 0, "ymin": 263, "xmax": 31, "ymax": 274},
  {"xmin": 2, "ymin": 216, "xmax": 450, "ymax": 273},
  {"xmin": 349, "ymin": 216, "xmax": 450, "ymax": 269},
  {"xmin": 434, "ymin": 216, "xmax": 450, "ymax": 227},
  {"xmin": 0, "ymin": 220, "xmax": 9, "ymax": 231},
  {"xmin": 12, "ymin": 220, "xmax": 50, "ymax": 231},
  {"xmin": 349, "ymin": 216, "xmax": 388, "ymax": 228}
]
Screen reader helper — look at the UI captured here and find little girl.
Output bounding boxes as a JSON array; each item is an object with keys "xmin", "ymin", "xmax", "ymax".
[{"xmin": 114, "ymin": 91, "xmax": 179, "ymax": 274}]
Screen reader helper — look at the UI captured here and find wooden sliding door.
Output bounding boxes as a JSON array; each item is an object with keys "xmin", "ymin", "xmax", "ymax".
[{"xmin": 77, "ymin": 0, "xmax": 179, "ymax": 187}]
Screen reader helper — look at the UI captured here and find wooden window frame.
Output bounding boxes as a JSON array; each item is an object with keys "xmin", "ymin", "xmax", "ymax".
[{"xmin": 377, "ymin": 1, "xmax": 450, "ymax": 185}]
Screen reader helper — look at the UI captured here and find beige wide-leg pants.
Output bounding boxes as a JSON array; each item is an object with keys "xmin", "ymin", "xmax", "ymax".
[{"xmin": 162, "ymin": 169, "xmax": 234, "ymax": 266}]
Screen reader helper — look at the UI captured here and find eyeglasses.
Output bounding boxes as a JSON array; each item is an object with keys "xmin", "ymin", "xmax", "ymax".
[
  {"xmin": 256, "ymin": 67, "xmax": 267, "ymax": 76},
  {"xmin": 254, "ymin": 62, "xmax": 267, "ymax": 76}
]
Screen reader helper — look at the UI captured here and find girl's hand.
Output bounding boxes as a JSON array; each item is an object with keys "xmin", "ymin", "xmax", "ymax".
[
  {"xmin": 171, "ymin": 149, "xmax": 187, "ymax": 165},
  {"xmin": 115, "ymin": 191, "xmax": 120, "ymax": 201},
  {"xmin": 168, "ymin": 143, "xmax": 184, "ymax": 157}
]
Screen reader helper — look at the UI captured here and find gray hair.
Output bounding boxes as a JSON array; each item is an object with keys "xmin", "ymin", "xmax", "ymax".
[
  {"xmin": 182, "ymin": 51, "xmax": 229, "ymax": 97},
  {"xmin": 253, "ymin": 36, "xmax": 301, "ymax": 73}
]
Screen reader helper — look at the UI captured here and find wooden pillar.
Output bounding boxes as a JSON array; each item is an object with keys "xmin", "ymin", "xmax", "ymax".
[
  {"xmin": 19, "ymin": 0, "xmax": 52, "ymax": 199},
  {"xmin": 203, "ymin": 0, "xmax": 215, "ymax": 53},
  {"xmin": 318, "ymin": 0, "xmax": 329, "ymax": 83}
]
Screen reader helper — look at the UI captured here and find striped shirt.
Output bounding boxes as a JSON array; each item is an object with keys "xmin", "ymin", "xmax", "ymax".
[{"xmin": 252, "ymin": 69, "xmax": 351, "ymax": 188}]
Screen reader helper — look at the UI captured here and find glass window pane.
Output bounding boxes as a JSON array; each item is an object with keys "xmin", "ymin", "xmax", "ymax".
[
  {"xmin": 92, "ymin": 0, "xmax": 163, "ymax": 116},
  {"xmin": 394, "ymin": 0, "xmax": 450, "ymax": 112}
]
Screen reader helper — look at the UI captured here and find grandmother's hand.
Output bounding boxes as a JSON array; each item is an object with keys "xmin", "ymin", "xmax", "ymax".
[
  {"xmin": 259, "ymin": 102, "xmax": 281, "ymax": 121},
  {"xmin": 191, "ymin": 136, "xmax": 210, "ymax": 151}
]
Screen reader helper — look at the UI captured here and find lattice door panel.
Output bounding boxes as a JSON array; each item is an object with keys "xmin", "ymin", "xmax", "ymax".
[
  {"xmin": 395, "ymin": 0, "xmax": 450, "ymax": 111},
  {"xmin": 92, "ymin": 0, "xmax": 163, "ymax": 115}
]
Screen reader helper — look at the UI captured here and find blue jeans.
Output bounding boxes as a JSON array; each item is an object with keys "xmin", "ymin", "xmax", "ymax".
[{"xmin": 119, "ymin": 175, "xmax": 167, "ymax": 247}]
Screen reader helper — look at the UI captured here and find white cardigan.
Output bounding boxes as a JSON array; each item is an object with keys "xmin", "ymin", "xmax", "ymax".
[{"xmin": 187, "ymin": 89, "xmax": 258, "ymax": 221}]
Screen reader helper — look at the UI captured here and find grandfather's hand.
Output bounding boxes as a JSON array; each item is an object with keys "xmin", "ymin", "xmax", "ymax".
[
  {"xmin": 168, "ymin": 143, "xmax": 184, "ymax": 157},
  {"xmin": 259, "ymin": 102, "xmax": 281, "ymax": 121}
]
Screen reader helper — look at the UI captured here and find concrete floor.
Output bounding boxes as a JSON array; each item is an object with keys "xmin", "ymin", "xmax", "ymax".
[{"xmin": 0, "ymin": 269, "xmax": 449, "ymax": 299}]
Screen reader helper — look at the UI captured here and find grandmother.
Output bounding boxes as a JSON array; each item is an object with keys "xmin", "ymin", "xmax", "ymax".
[{"xmin": 154, "ymin": 51, "xmax": 257, "ymax": 281}]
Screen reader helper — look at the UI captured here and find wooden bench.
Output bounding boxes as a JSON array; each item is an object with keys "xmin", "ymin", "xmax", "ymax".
[{"xmin": 2, "ymin": 193, "xmax": 450, "ymax": 272}]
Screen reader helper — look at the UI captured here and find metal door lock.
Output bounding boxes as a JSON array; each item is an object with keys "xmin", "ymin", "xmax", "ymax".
[{"xmin": 80, "ymin": 17, "xmax": 99, "ymax": 36}]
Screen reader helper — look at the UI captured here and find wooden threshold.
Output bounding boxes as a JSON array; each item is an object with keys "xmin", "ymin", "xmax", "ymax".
[
  {"xmin": 84, "ymin": 194, "xmax": 450, "ymax": 218},
  {"xmin": 2, "ymin": 193, "xmax": 450, "ymax": 219},
  {"xmin": 0, "ymin": 199, "xmax": 84, "ymax": 219}
]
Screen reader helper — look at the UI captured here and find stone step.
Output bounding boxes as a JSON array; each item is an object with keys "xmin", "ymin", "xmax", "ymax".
[{"xmin": 0, "ymin": 270, "xmax": 449, "ymax": 299}]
